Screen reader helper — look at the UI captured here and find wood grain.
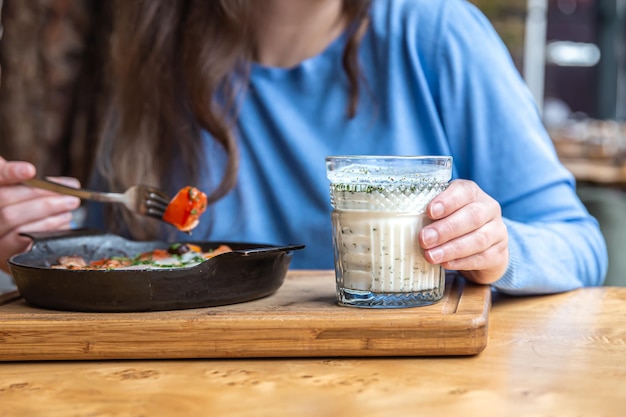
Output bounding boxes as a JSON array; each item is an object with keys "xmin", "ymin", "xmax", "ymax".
[
  {"xmin": 0, "ymin": 283, "xmax": 624, "ymax": 417},
  {"xmin": 0, "ymin": 271, "xmax": 490, "ymax": 360}
]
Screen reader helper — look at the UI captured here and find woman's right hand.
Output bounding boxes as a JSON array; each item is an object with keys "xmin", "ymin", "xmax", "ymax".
[{"xmin": 0, "ymin": 156, "xmax": 82, "ymax": 273}]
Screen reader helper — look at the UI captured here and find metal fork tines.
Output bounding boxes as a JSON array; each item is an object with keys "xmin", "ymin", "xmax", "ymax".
[
  {"xmin": 134, "ymin": 186, "xmax": 171, "ymax": 219},
  {"xmin": 23, "ymin": 178, "xmax": 171, "ymax": 221}
]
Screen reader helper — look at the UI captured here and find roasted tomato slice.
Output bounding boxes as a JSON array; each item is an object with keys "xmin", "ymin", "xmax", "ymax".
[{"xmin": 162, "ymin": 186, "xmax": 208, "ymax": 232}]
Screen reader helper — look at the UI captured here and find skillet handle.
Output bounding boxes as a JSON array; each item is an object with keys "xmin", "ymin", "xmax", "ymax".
[
  {"xmin": 235, "ymin": 244, "xmax": 305, "ymax": 256},
  {"xmin": 18, "ymin": 228, "xmax": 108, "ymax": 242}
]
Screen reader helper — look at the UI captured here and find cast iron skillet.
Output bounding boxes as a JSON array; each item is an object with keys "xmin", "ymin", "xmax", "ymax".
[{"xmin": 8, "ymin": 228, "xmax": 305, "ymax": 312}]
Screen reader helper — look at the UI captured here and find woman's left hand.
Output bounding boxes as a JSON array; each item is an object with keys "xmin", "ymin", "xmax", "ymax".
[{"xmin": 418, "ymin": 179, "xmax": 509, "ymax": 285}]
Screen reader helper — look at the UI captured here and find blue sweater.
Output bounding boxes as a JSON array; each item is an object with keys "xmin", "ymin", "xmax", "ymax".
[{"xmin": 88, "ymin": 0, "xmax": 608, "ymax": 294}]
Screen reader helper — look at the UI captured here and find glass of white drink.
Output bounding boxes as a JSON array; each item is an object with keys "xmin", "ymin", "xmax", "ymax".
[{"xmin": 326, "ymin": 156, "xmax": 453, "ymax": 308}]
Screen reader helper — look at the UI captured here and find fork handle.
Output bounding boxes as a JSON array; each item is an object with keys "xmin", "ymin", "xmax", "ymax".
[{"xmin": 23, "ymin": 178, "xmax": 126, "ymax": 204}]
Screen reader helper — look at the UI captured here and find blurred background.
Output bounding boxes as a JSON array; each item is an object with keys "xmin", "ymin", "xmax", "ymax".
[
  {"xmin": 0, "ymin": 0, "xmax": 624, "ymax": 285},
  {"xmin": 472, "ymin": 0, "xmax": 626, "ymax": 286}
]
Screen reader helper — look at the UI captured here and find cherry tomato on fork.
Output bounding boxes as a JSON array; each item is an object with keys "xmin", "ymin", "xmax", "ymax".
[{"xmin": 163, "ymin": 186, "xmax": 208, "ymax": 232}]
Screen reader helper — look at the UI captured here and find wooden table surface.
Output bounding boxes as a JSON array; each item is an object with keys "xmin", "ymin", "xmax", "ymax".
[{"xmin": 1, "ymin": 271, "xmax": 625, "ymax": 417}]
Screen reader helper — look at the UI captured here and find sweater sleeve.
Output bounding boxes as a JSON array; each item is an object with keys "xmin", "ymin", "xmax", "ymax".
[{"xmin": 432, "ymin": 0, "xmax": 607, "ymax": 294}]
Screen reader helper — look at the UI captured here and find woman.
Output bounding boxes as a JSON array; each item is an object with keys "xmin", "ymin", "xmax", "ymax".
[{"xmin": 0, "ymin": 0, "xmax": 607, "ymax": 294}]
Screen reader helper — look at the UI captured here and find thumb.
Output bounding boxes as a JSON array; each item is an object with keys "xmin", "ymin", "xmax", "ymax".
[{"xmin": 0, "ymin": 158, "xmax": 37, "ymax": 184}]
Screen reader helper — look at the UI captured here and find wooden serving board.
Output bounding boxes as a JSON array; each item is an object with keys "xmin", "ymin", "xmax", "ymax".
[{"xmin": 0, "ymin": 270, "xmax": 490, "ymax": 361}]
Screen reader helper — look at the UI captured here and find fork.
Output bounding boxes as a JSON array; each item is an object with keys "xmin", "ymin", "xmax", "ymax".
[{"xmin": 23, "ymin": 178, "xmax": 171, "ymax": 221}]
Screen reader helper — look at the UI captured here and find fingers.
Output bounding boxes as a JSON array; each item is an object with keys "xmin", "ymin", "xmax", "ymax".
[
  {"xmin": 45, "ymin": 176, "xmax": 81, "ymax": 188},
  {"xmin": 0, "ymin": 162, "xmax": 82, "ymax": 237},
  {"xmin": 0, "ymin": 233, "xmax": 32, "ymax": 273},
  {"xmin": 0, "ymin": 156, "xmax": 83, "ymax": 273},
  {"xmin": 0, "ymin": 155, "xmax": 77, "ymax": 188},
  {"xmin": 420, "ymin": 180, "xmax": 500, "ymax": 250},
  {"xmin": 419, "ymin": 179, "xmax": 509, "ymax": 284},
  {"xmin": 16, "ymin": 211, "xmax": 75, "ymax": 234},
  {"xmin": 433, "ymin": 222, "xmax": 509, "ymax": 284},
  {"xmin": 0, "ymin": 211, "xmax": 75, "ymax": 273},
  {"xmin": 0, "ymin": 194, "xmax": 81, "ymax": 236},
  {"xmin": 454, "ymin": 240, "xmax": 509, "ymax": 285},
  {"xmin": 0, "ymin": 175, "xmax": 82, "ymax": 237},
  {"xmin": 0, "ymin": 159, "xmax": 36, "ymax": 184},
  {"xmin": 422, "ymin": 219, "xmax": 507, "ymax": 262},
  {"xmin": 426, "ymin": 180, "xmax": 482, "ymax": 221}
]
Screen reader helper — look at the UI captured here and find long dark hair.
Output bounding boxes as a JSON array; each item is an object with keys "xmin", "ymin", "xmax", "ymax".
[{"xmin": 100, "ymin": 0, "xmax": 371, "ymax": 238}]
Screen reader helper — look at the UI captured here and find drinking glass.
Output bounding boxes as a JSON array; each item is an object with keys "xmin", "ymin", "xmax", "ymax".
[{"xmin": 326, "ymin": 155, "xmax": 453, "ymax": 308}]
